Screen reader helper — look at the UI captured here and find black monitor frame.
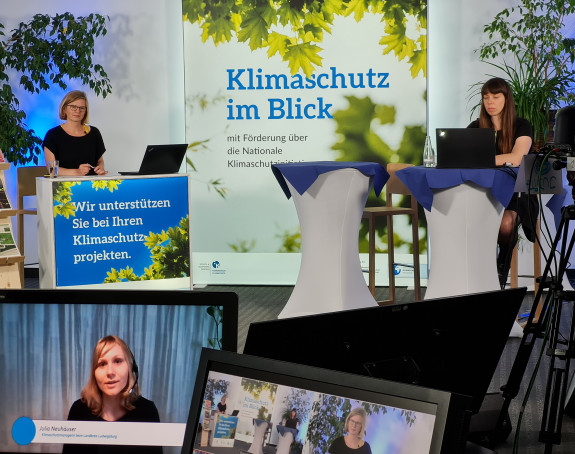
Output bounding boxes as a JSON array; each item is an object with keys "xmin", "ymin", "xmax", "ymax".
[
  {"xmin": 244, "ymin": 288, "xmax": 526, "ymax": 415},
  {"xmin": 0, "ymin": 288, "xmax": 238, "ymax": 454},
  {"xmin": 181, "ymin": 348, "xmax": 472, "ymax": 454}
]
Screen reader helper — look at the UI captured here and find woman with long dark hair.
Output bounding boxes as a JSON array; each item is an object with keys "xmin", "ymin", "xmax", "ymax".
[{"xmin": 468, "ymin": 77, "xmax": 538, "ymax": 289}]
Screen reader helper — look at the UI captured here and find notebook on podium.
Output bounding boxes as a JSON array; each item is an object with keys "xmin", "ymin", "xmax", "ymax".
[
  {"xmin": 119, "ymin": 143, "xmax": 188, "ymax": 175},
  {"xmin": 436, "ymin": 128, "xmax": 497, "ymax": 169}
]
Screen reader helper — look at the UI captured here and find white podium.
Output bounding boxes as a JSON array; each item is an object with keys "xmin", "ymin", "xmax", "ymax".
[
  {"xmin": 36, "ymin": 174, "xmax": 192, "ymax": 289},
  {"xmin": 278, "ymin": 168, "xmax": 378, "ymax": 318}
]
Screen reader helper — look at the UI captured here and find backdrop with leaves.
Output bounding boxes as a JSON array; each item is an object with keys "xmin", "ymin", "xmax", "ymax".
[{"xmin": 183, "ymin": 0, "xmax": 427, "ymax": 284}]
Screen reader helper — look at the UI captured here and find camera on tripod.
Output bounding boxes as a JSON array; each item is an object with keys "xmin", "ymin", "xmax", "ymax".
[
  {"xmin": 552, "ymin": 105, "xmax": 575, "ymax": 185},
  {"xmin": 539, "ymin": 143, "xmax": 575, "ymax": 184}
]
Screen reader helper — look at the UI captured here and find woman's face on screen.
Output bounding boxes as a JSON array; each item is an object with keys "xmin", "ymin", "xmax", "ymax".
[
  {"xmin": 95, "ymin": 343, "xmax": 130, "ymax": 397},
  {"xmin": 347, "ymin": 415, "xmax": 364, "ymax": 436},
  {"xmin": 483, "ymin": 91, "xmax": 506, "ymax": 118}
]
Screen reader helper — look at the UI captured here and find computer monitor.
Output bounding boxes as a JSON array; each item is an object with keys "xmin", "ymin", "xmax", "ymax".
[
  {"xmin": 0, "ymin": 289, "xmax": 238, "ymax": 454},
  {"xmin": 244, "ymin": 288, "xmax": 526, "ymax": 415},
  {"xmin": 181, "ymin": 348, "xmax": 471, "ymax": 454}
]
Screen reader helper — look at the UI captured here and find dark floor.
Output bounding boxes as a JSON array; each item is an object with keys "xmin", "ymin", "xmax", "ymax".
[{"xmin": 22, "ymin": 276, "xmax": 575, "ymax": 453}]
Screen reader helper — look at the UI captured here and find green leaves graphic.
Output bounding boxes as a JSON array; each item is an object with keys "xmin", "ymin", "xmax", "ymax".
[{"xmin": 183, "ymin": 0, "xmax": 427, "ymax": 77}]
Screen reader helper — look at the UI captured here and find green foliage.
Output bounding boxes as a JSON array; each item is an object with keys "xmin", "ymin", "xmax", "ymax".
[
  {"xmin": 104, "ymin": 215, "xmax": 190, "ymax": 282},
  {"xmin": 206, "ymin": 305, "xmax": 223, "ymax": 349},
  {"xmin": 92, "ymin": 179, "xmax": 121, "ymax": 192},
  {"xmin": 204, "ymin": 378, "xmax": 230, "ymax": 404},
  {"xmin": 273, "ymin": 94, "xmax": 426, "ymax": 254},
  {"xmin": 53, "ymin": 180, "xmax": 122, "ymax": 219},
  {"xmin": 53, "ymin": 181, "xmax": 80, "ymax": 219},
  {"xmin": 276, "ymin": 227, "xmax": 301, "ymax": 252},
  {"xmin": 305, "ymin": 395, "xmax": 415, "ymax": 454},
  {"xmin": 228, "ymin": 239, "xmax": 256, "ymax": 252},
  {"xmin": 257, "ymin": 406, "xmax": 270, "ymax": 421},
  {"xmin": 476, "ymin": 0, "xmax": 575, "ymax": 142},
  {"xmin": 240, "ymin": 378, "xmax": 278, "ymax": 401},
  {"xmin": 186, "ymin": 95, "xmax": 230, "ymax": 199},
  {"xmin": 0, "ymin": 13, "xmax": 112, "ymax": 165},
  {"xmin": 182, "ymin": 0, "xmax": 427, "ymax": 77},
  {"xmin": 280, "ymin": 388, "xmax": 312, "ymax": 427},
  {"xmin": 331, "ymin": 94, "xmax": 426, "ymax": 254},
  {"xmin": 331, "ymin": 95, "xmax": 425, "ymax": 165}
]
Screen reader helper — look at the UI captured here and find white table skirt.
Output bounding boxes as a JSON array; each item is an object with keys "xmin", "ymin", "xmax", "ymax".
[
  {"xmin": 424, "ymin": 182, "xmax": 504, "ymax": 300},
  {"xmin": 278, "ymin": 168, "xmax": 377, "ymax": 318}
]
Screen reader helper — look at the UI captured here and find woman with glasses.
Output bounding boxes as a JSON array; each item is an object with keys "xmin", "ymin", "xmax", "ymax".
[
  {"xmin": 328, "ymin": 407, "xmax": 372, "ymax": 454},
  {"xmin": 43, "ymin": 90, "xmax": 108, "ymax": 176}
]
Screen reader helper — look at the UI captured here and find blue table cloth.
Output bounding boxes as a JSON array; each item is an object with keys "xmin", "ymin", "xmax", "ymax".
[
  {"xmin": 277, "ymin": 426, "xmax": 298, "ymax": 437},
  {"xmin": 396, "ymin": 167, "xmax": 518, "ymax": 211},
  {"xmin": 272, "ymin": 161, "xmax": 389, "ymax": 199}
]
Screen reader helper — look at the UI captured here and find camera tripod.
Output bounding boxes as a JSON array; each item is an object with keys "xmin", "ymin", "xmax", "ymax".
[{"xmin": 493, "ymin": 185, "xmax": 575, "ymax": 453}]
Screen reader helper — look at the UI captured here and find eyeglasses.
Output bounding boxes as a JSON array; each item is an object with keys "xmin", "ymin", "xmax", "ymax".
[
  {"xmin": 348, "ymin": 419, "xmax": 362, "ymax": 428},
  {"xmin": 67, "ymin": 104, "xmax": 87, "ymax": 112}
]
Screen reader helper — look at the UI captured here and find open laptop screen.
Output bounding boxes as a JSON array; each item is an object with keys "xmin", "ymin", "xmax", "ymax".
[
  {"xmin": 120, "ymin": 144, "xmax": 188, "ymax": 175},
  {"xmin": 436, "ymin": 128, "xmax": 497, "ymax": 169}
]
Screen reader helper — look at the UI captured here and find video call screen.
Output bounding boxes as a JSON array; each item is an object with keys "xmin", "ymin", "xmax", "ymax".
[{"xmin": 0, "ymin": 294, "xmax": 236, "ymax": 454}]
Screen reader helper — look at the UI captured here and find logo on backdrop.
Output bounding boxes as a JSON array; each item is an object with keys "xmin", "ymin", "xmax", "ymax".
[{"xmin": 211, "ymin": 260, "xmax": 226, "ymax": 275}]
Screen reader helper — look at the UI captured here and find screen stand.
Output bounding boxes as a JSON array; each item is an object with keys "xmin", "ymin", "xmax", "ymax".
[{"xmin": 466, "ymin": 392, "xmax": 511, "ymax": 449}]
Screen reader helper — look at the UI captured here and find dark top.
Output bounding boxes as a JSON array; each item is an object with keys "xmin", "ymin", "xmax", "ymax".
[
  {"xmin": 467, "ymin": 117, "xmax": 533, "ymax": 154},
  {"xmin": 328, "ymin": 436, "xmax": 372, "ymax": 454},
  {"xmin": 43, "ymin": 125, "xmax": 105, "ymax": 173},
  {"xmin": 217, "ymin": 402, "xmax": 227, "ymax": 413},
  {"xmin": 285, "ymin": 416, "xmax": 298, "ymax": 429},
  {"xmin": 62, "ymin": 397, "xmax": 162, "ymax": 454},
  {"xmin": 467, "ymin": 117, "xmax": 539, "ymax": 241}
]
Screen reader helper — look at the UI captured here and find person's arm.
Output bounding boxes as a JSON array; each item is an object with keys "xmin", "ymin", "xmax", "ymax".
[
  {"xmin": 44, "ymin": 146, "xmax": 92, "ymax": 176},
  {"xmin": 93, "ymin": 155, "xmax": 108, "ymax": 175},
  {"xmin": 495, "ymin": 135, "xmax": 532, "ymax": 167}
]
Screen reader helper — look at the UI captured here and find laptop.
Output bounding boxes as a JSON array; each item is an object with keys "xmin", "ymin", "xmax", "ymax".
[
  {"xmin": 436, "ymin": 128, "xmax": 497, "ymax": 169},
  {"xmin": 119, "ymin": 143, "xmax": 188, "ymax": 175}
]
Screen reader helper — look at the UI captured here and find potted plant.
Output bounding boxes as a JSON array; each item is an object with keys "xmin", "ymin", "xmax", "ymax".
[
  {"xmin": 472, "ymin": 0, "xmax": 575, "ymax": 145},
  {"xmin": 0, "ymin": 12, "xmax": 111, "ymax": 165}
]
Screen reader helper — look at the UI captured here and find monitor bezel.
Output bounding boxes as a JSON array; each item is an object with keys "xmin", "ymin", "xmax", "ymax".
[
  {"xmin": 243, "ymin": 287, "xmax": 526, "ymax": 414},
  {"xmin": 0, "ymin": 288, "xmax": 238, "ymax": 454},
  {"xmin": 181, "ymin": 348, "xmax": 471, "ymax": 454}
]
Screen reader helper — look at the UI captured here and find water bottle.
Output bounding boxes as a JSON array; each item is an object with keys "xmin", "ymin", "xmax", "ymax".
[{"xmin": 423, "ymin": 135, "xmax": 436, "ymax": 167}]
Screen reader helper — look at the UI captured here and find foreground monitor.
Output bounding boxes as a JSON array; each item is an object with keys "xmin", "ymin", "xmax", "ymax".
[
  {"xmin": 181, "ymin": 348, "xmax": 471, "ymax": 454},
  {"xmin": 244, "ymin": 288, "xmax": 526, "ymax": 415},
  {"xmin": 0, "ymin": 289, "xmax": 238, "ymax": 454}
]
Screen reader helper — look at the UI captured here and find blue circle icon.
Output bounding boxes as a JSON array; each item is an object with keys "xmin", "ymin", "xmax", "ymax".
[{"xmin": 12, "ymin": 417, "xmax": 36, "ymax": 446}]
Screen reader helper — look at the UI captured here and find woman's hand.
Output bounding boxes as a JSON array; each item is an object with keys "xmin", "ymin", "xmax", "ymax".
[
  {"xmin": 93, "ymin": 165, "xmax": 108, "ymax": 175},
  {"xmin": 78, "ymin": 164, "xmax": 92, "ymax": 175}
]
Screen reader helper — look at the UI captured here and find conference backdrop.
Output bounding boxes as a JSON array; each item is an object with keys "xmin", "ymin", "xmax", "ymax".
[{"xmin": 182, "ymin": 1, "xmax": 427, "ymax": 284}]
